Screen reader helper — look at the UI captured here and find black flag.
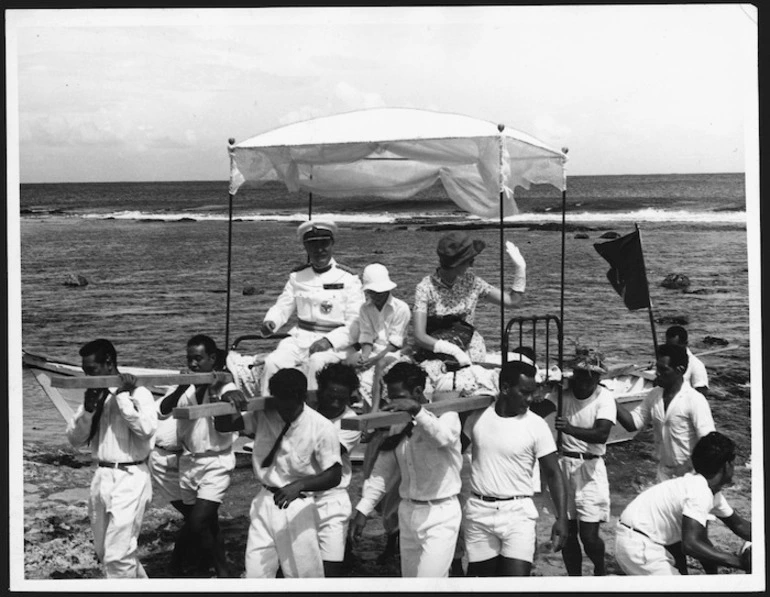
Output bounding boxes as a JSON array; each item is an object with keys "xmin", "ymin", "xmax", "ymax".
[{"xmin": 594, "ymin": 230, "xmax": 651, "ymax": 311}]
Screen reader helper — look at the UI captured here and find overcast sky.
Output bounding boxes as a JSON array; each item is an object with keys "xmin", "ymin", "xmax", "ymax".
[{"xmin": 7, "ymin": 5, "xmax": 758, "ymax": 183}]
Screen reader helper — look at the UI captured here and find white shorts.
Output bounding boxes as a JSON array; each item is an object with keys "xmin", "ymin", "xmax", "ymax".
[
  {"xmin": 614, "ymin": 522, "xmax": 679, "ymax": 575},
  {"xmin": 463, "ymin": 495, "xmax": 538, "ymax": 563},
  {"xmin": 179, "ymin": 451, "xmax": 235, "ymax": 505},
  {"xmin": 148, "ymin": 447, "xmax": 182, "ymax": 504},
  {"xmin": 559, "ymin": 456, "xmax": 610, "ymax": 522},
  {"xmin": 314, "ymin": 488, "xmax": 352, "ymax": 562}
]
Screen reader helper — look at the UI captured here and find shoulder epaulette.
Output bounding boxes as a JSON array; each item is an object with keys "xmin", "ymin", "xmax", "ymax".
[
  {"xmin": 292, "ymin": 262, "xmax": 311, "ymax": 273},
  {"xmin": 335, "ymin": 263, "xmax": 357, "ymax": 275}
]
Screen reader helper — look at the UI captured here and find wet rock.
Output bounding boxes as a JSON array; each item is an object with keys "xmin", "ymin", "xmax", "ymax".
[
  {"xmin": 63, "ymin": 274, "xmax": 88, "ymax": 287},
  {"xmin": 373, "ymin": 249, "xmax": 385, "ymax": 254},
  {"xmin": 661, "ymin": 273, "xmax": 691, "ymax": 289},
  {"xmin": 683, "ymin": 288, "xmax": 715, "ymax": 295},
  {"xmin": 599, "ymin": 231, "xmax": 621, "ymax": 239},
  {"xmin": 703, "ymin": 336, "xmax": 729, "ymax": 346},
  {"xmin": 574, "ymin": 232, "xmax": 590, "ymax": 239},
  {"xmin": 656, "ymin": 314, "xmax": 690, "ymax": 325},
  {"xmin": 243, "ymin": 286, "xmax": 264, "ymax": 296}
]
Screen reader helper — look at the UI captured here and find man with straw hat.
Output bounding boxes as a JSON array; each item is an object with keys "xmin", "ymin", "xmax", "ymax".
[
  {"xmin": 259, "ymin": 220, "xmax": 365, "ymax": 397},
  {"xmin": 554, "ymin": 347, "xmax": 616, "ymax": 576}
]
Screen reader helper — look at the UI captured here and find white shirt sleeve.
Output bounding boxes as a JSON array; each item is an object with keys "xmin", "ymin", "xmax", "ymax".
[
  {"xmin": 115, "ymin": 386, "xmax": 158, "ymax": 439},
  {"xmin": 356, "ymin": 449, "xmax": 398, "ymax": 516},
  {"xmin": 630, "ymin": 391, "xmax": 654, "ymax": 430},
  {"xmin": 710, "ymin": 491, "xmax": 735, "ymax": 519},
  {"xmin": 682, "ymin": 477, "xmax": 716, "ymax": 527},
  {"xmin": 264, "ymin": 276, "xmax": 297, "ymax": 330},
  {"xmin": 386, "ymin": 299, "xmax": 412, "ymax": 349},
  {"xmin": 691, "ymin": 392, "xmax": 716, "ymax": 439},
  {"xmin": 689, "ymin": 355, "xmax": 709, "ymax": 388},
  {"xmin": 595, "ymin": 391, "xmax": 618, "ymax": 424},
  {"xmin": 413, "ymin": 408, "xmax": 460, "ymax": 449},
  {"xmin": 533, "ymin": 415, "xmax": 557, "ymax": 459}
]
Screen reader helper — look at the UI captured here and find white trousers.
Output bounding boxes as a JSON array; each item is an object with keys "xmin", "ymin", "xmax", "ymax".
[
  {"xmin": 89, "ymin": 464, "xmax": 152, "ymax": 578},
  {"xmin": 260, "ymin": 330, "xmax": 348, "ymax": 394},
  {"xmin": 245, "ymin": 487, "xmax": 324, "ymax": 578},
  {"xmin": 314, "ymin": 488, "xmax": 352, "ymax": 562},
  {"xmin": 398, "ymin": 497, "xmax": 461, "ymax": 578}
]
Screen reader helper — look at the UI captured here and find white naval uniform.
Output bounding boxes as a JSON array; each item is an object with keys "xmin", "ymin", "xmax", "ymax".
[
  {"xmin": 66, "ymin": 385, "xmax": 157, "ymax": 578},
  {"xmin": 312, "ymin": 406, "xmax": 362, "ymax": 562},
  {"xmin": 176, "ymin": 381, "xmax": 238, "ymax": 504},
  {"xmin": 261, "ymin": 258, "xmax": 364, "ymax": 394},
  {"xmin": 614, "ymin": 473, "xmax": 733, "ymax": 575},
  {"xmin": 629, "ymin": 381, "xmax": 715, "ymax": 481},
  {"xmin": 356, "ymin": 408, "xmax": 463, "ymax": 577},
  {"xmin": 242, "ymin": 406, "xmax": 341, "ymax": 578}
]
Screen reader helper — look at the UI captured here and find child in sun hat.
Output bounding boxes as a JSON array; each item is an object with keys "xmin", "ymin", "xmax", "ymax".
[{"xmin": 352, "ymin": 263, "xmax": 412, "ymax": 410}]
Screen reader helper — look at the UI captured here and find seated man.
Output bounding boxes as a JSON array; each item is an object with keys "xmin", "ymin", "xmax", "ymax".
[
  {"xmin": 615, "ymin": 431, "xmax": 751, "ymax": 575},
  {"xmin": 259, "ymin": 220, "xmax": 364, "ymax": 396},
  {"xmin": 313, "ymin": 363, "xmax": 362, "ymax": 577},
  {"xmin": 159, "ymin": 334, "xmax": 237, "ymax": 577},
  {"xmin": 215, "ymin": 368, "xmax": 342, "ymax": 578},
  {"xmin": 349, "ymin": 362, "xmax": 463, "ymax": 577}
]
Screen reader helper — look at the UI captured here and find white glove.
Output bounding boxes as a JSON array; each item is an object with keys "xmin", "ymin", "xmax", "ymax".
[
  {"xmin": 433, "ymin": 340, "xmax": 472, "ymax": 367},
  {"xmin": 505, "ymin": 240, "xmax": 527, "ymax": 293}
]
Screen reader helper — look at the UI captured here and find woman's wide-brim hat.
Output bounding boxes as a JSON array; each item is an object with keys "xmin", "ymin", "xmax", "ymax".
[{"xmin": 437, "ymin": 231, "xmax": 485, "ymax": 269}]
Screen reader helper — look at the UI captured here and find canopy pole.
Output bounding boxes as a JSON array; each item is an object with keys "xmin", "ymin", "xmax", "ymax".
[
  {"xmin": 308, "ymin": 192, "xmax": 313, "ymax": 220},
  {"xmin": 225, "ymin": 138, "xmax": 236, "ymax": 351},
  {"xmin": 497, "ymin": 124, "xmax": 506, "ymax": 363},
  {"xmin": 556, "ymin": 149, "xmax": 568, "ymax": 450}
]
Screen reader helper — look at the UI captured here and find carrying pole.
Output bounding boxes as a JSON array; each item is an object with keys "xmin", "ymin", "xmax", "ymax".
[
  {"xmin": 225, "ymin": 138, "xmax": 236, "ymax": 351},
  {"xmin": 636, "ymin": 223, "xmax": 659, "ymax": 361}
]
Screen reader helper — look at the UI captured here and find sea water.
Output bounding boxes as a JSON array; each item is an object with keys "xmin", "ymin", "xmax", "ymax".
[{"xmin": 17, "ymin": 173, "xmax": 752, "ymax": 445}]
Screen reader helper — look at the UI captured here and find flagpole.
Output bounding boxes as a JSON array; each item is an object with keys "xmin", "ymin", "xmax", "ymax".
[
  {"xmin": 498, "ymin": 124, "xmax": 506, "ymax": 363},
  {"xmin": 635, "ymin": 223, "xmax": 659, "ymax": 361},
  {"xmin": 557, "ymin": 160, "xmax": 567, "ymax": 450}
]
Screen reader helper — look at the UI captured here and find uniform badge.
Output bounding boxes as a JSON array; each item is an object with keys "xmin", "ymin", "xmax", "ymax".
[{"xmin": 320, "ymin": 300, "xmax": 333, "ymax": 314}]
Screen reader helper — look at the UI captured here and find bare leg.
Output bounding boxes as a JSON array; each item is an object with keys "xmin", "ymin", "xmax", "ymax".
[
  {"xmin": 467, "ymin": 556, "xmax": 499, "ymax": 577},
  {"xmin": 497, "ymin": 556, "xmax": 532, "ymax": 577},
  {"xmin": 561, "ymin": 519, "xmax": 583, "ymax": 576},
  {"xmin": 578, "ymin": 521, "xmax": 605, "ymax": 576}
]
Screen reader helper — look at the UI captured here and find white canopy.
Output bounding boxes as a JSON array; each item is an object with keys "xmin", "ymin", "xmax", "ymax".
[{"xmin": 229, "ymin": 108, "xmax": 567, "ymax": 218}]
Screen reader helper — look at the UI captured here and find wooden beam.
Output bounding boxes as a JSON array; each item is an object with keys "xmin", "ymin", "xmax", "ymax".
[
  {"xmin": 50, "ymin": 372, "xmax": 234, "ymax": 389},
  {"xmin": 341, "ymin": 394, "xmax": 495, "ymax": 431},
  {"xmin": 29, "ymin": 369, "xmax": 76, "ymax": 422},
  {"xmin": 173, "ymin": 396, "xmax": 277, "ymax": 419}
]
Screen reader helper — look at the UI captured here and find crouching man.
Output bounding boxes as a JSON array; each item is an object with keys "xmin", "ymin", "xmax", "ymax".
[
  {"xmin": 615, "ymin": 431, "xmax": 751, "ymax": 575},
  {"xmin": 215, "ymin": 368, "xmax": 341, "ymax": 578}
]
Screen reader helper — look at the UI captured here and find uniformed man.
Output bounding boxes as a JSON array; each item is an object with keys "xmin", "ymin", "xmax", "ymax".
[{"xmin": 259, "ymin": 220, "xmax": 365, "ymax": 396}]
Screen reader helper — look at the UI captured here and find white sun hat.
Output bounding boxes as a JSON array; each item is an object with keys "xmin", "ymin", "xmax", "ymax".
[{"xmin": 362, "ymin": 263, "xmax": 397, "ymax": 292}]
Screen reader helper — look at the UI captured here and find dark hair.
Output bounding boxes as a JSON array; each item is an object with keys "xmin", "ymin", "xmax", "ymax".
[
  {"xmin": 665, "ymin": 325, "xmax": 688, "ymax": 344},
  {"xmin": 383, "ymin": 362, "xmax": 427, "ymax": 392},
  {"xmin": 512, "ymin": 346, "xmax": 536, "ymax": 363},
  {"xmin": 692, "ymin": 431, "xmax": 736, "ymax": 478},
  {"xmin": 187, "ymin": 334, "xmax": 218, "ymax": 356},
  {"xmin": 79, "ymin": 338, "xmax": 117, "ymax": 367},
  {"xmin": 269, "ymin": 368, "xmax": 307, "ymax": 402},
  {"xmin": 657, "ymin": 343, "xmax": 689, "ymax": 371},
  {"xmin": 500, "ymin": 360, "xmax": 537, "ymax": 388},
  {"xmin": 316, "ymin": 362, "xmax": 360, "ymax": 395}
]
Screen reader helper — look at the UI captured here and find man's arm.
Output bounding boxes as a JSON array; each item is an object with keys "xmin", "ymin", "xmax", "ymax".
[
  {"xmin": 554, "ymin": 417, "xmax": 614, "ymax": 444},
  {"xmin": 213, "ymin": 390, "xmax": 247, "ymax": 432},
  {"xmin": 159, "ymin": 383, "xmax": 191, "ymax": 416},
  {"xmin": 114, "ymin": 376, "xmax": 157, "ymax": 439},
  {"xmin": 682, "ymin": 516, "xmax": 747, "ymax": 570},
  {"xmin": 262, "ymin": 277, "xmax": 297, "ymax": 335},
  {"xmin": 272, "ymin": 462, "xmax": 342, "ymax": 509},
  {"xmin": 615, "ymin": 403, "xmax": 638, "ymax": 432},
  {"xmin": 719, "ymin": 511, "xmax": 752, "ymax": 541},
  {"xmin": 539, "ymin": 451, "xmax": 569, "ymax": 551}
]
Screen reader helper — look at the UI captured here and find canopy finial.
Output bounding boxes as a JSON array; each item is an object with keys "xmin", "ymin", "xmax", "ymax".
[
  {"xmin": 228, "ymin": 138, "xmax": 236, "ymax": 146},
  {"xmin": 497, "ymin": 124, "xmax": 505, "ymax": 132},
  {"xmin": 562, "ymin": 147, "xmax": 569, "ymax": 154}
]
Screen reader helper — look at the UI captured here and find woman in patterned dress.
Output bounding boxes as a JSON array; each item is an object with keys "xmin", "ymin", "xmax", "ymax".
[{"xmin": 412, "ymin": 231, "xmax": 527, "ymax": 387}]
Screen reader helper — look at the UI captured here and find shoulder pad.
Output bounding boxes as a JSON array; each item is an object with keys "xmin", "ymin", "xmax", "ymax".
[
  {"xmin": 292, "ymin": 262, "xmax": 311, "ymax": 273},
  {"xmin": 334, "ymin": 263, "xmax": 357, "ymax": 275}
]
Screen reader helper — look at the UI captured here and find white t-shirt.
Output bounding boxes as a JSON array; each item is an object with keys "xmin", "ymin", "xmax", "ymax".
[
  {"xmin": 685, "ymin": 348, "xmax": 709, "ymax": 389},
  {"xmin": 464, "ymin": 406, "xmax": 556, "ymax": 498},
  {"xmin": 620, "ymin": 473, "xmax": 733, "ymax": 545},
  {"xmin": 560, "ymin": 386, "xmax": 617, "ymax": 456},
  {"xmin": 330, "ymin": 406, "xmax": 361, "ymax": 490}
]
